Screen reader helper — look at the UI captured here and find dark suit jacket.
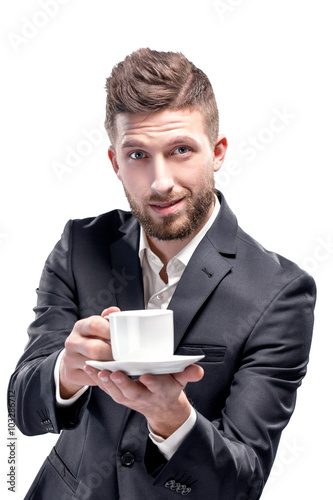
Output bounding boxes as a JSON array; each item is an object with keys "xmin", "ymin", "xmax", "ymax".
[{"xmin": 8, "ymin": 193, "xmax": 316, "ymax": 499}]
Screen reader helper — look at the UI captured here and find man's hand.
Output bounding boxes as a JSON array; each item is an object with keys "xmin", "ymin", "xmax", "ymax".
[
  {"xmin": 59, "ymin": 306, "xmax": 120, "ymax": 399},
  {"xmin": 84, "ymin": 364, "xmax": 204, "ymax": 438}
]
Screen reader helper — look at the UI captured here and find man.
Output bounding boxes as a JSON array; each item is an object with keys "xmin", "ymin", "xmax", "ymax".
[{"xmin": 8, "ymin": 48, "xmax": 316, "ymax": 499}]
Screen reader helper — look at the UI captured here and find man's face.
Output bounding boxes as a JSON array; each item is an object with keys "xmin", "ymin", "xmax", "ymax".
[{"xmin": 108, "ymin": 108, "xmax": 227, "ymax": 241}]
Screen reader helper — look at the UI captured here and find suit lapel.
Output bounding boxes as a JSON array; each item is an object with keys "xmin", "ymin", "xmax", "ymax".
[
  {"xmin": 109, "ymin": 216, "xmax": 145, "ymax": 311},
  {"xmin": 168, "ymin": 193, "xmax": 238, "ymax": 351},
  {"xmin": 168, "ymin": 238, "xmax": 233, "ymax": 352}
]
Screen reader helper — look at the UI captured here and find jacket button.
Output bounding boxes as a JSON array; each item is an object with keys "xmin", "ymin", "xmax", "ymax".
[{"xmin": 121, "ymin": 452, "xmax": 135, "ymax": 467}]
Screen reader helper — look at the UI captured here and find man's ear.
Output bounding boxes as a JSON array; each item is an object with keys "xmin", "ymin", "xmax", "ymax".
[
  {"xmin": 108, "ymin": 146, "xmax": 121, "ymax": 179},
  {"xmin": 213, "ymin": 135, "xmax": 228, "ymax": 173}
]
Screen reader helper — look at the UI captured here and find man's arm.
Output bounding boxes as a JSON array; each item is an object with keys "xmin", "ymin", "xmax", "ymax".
[
  {"xmin": 7, "ymin": 221, "xmax": 113, "ymax": 435},
  {"xmin": 150, "ymin": 272, "xmax": 316, "ymax": 498}
]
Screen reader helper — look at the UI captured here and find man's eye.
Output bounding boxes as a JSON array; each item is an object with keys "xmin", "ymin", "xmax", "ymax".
[
  {"xmin": 129, "ymin": 151, "xmax": 147, "ymax": 159},
  {"xmin": 174, "ymin": 146, "xmax": 190, "ymax": 155}
]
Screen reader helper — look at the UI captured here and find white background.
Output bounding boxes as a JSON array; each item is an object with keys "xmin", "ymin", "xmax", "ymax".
[{"xmin": 1, "ymin": 0, "xmax": 332, "ymax": 498}]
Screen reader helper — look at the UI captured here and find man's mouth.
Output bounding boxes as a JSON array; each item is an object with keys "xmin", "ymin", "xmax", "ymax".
[{"xmin": 148, "ymin": 197, "xmax": 185, "ymax": 215}]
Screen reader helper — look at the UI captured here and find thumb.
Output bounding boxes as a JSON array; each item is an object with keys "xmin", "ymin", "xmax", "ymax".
[
  {"xmin": 101, "ymin": 306, "xmax": 121, "ymax": 318},
  {"xmin": 172, "ymin": 364, "xmax": 204, "ymax": 387}
]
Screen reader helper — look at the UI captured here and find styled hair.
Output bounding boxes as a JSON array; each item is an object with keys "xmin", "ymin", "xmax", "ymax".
[{"xmin": 105, "ymin": 48, "xmax": 219, "ymax": 146}]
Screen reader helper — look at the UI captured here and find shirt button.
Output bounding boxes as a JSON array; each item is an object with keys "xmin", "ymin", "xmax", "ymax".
[
  {"xmin": 156, "ymin": 293, "xmax": 164, "ymax": 300},
  {"xmin": 120, "ymin": 452, "xmax": 135, "ymax": 467}
]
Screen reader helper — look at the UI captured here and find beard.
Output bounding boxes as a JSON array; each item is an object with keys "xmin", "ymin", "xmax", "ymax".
[{"xmin": 122, "ymin": 178, "xmax": 215, "ymax": 241}]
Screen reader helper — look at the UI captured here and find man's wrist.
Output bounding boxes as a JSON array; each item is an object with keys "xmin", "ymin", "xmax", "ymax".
[
  {"xmin": 147, "ymin": 393, "xmax": 193, "ymax": 439},
  {"xmin": 54, "ymin": 350, "xmax": 89, "ymax": 406},
  {"xmin": 148, "ymin": 407, "xmax": 197, "ymax": 460}
]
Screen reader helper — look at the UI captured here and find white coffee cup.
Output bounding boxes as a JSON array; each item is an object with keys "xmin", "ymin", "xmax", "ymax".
[{"xmin": 108, "ymin": 309, "xmax": 174, "ymax": 360}]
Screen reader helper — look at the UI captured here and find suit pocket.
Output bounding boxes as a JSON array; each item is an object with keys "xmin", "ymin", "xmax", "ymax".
[
  {"xmin": 24, "ymin": 448, "xmax": 79, "ymax": 499},
  {"xmin": 48, "ymin": 447, "xmax": 79, "ymax": 493},
  {"xmin": 176, "ymin": 345, "xmax": 227, "ymax": 363}
]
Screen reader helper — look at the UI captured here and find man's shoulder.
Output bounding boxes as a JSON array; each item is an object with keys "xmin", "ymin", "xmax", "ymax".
[
  {"xmin": 74, "ymin": 208, "xmax": 132, "ymax": 226},
  {"xmin": 212, "ymin": 194, "xmax": 309, "ymax": 282},
  {"xmin": 235, "ymin": 225, "xmax": 312, "ymax": 285},
  {"xmin": 70, "ymin": 208, "xmax": 135, "ymax": 238},
  {"xmin": 54, "ymin": 209, "xmax": 139, "ymax": 257}
]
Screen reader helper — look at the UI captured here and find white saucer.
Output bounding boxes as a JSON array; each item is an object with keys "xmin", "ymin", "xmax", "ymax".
[{"xmin": 86, "ymin": 354, "xmax": 205, "ymax": 376}]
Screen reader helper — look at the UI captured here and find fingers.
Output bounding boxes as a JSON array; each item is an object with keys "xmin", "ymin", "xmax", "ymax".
[
  {"xmin": 84, "ymin": 366, "xmax": 149, "ymax": 405},
  {"xmin": 66, "ymin": 316, "xmax": 112, "ymax": 358},
  {"xmin": 108, "ymin": 371, "xmax": 149, "ymax": 402},
  {"xmin": 77, "ymin": 316, "xmax": 110, "ymax": 340},
  {"xmin": 60, "ymin": 310, "xmax": 121, "ymax": 398},
  {"xmin": 137, "ymin": 365, "xmax": 203, "ymax": 396},
  {"xmin": 85, "ymin": 364, "xmax": 205, "ymax": 400},
  {"xmin": 65, "ymin": 331, "xmax": 111, "ymax": 361},
  {"xmin": 140, "ymin": 364, "xmax": 204, "ymax": 392},
  {"xmin": 139, "ymin": 373, "xmax": 180, "ymax": 393},
  {"xmin": 84, "ymin": 367, "xmax": 178, "ymax": 405}
]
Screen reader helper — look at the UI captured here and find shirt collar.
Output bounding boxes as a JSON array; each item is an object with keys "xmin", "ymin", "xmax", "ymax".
[{"xmin": 139, "ymin": 194, "xmax": 220, "ymax": 267}]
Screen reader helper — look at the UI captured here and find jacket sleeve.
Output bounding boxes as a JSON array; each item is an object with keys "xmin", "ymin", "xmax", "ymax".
[
  {"xmin": 148, "ymin": 272, "xmax": 316, "ymax": 499},
  {"xmin": 7, "ymin": 220, "xmax": 91, "ymax": 436}
]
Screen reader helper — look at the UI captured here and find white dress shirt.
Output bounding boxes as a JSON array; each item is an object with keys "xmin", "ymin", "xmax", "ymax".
[{"xmin": 54, "ymin": 196, "xmax": 220, "ymax": 460}]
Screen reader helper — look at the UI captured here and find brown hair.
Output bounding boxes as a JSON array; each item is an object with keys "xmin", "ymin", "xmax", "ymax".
[{"xmin": 105, "ymin": 48, "xmax": 219, "ymax": 147}]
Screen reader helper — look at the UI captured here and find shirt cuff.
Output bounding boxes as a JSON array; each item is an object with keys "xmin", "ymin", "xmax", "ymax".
[
  {"xmin": 148, "ymin": 407, "xmax": 197, "ymax": 461},
  {"xmin": 54, "ymin": 349, "xmax": 89, "ymax": 406}
]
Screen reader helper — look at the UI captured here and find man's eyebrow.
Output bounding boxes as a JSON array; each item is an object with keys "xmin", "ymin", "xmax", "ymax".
[
  {"xmin": 121, "ymin": 136, "xmax": 199, "ymax": 150},
  {"xmin": 166, "ymin": 136, "xmax": 199, "ymax": 148},
  {"xmin": 121, "ymin": 140, "xmax": 146, "ymax": 150}
]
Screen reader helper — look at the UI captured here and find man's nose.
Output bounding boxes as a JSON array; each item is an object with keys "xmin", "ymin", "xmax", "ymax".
[{"xmin": 150, "ymin": 157, "xmax": 175, "ymax": 195}]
